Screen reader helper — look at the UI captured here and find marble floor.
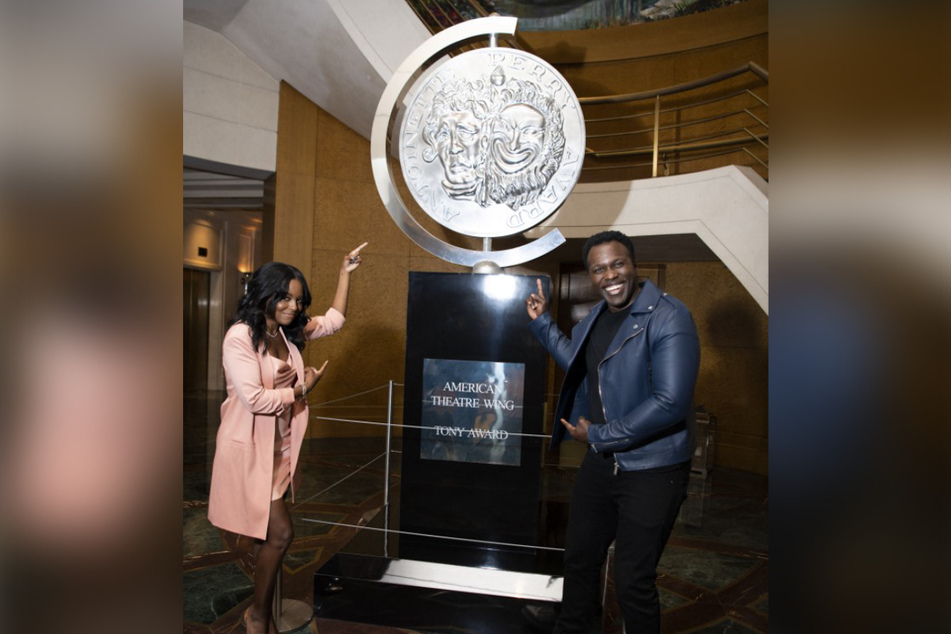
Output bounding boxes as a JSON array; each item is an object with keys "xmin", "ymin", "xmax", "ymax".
[{"xmin": 184, "ymin": 392, "xmax": 768, "ymax": 633}]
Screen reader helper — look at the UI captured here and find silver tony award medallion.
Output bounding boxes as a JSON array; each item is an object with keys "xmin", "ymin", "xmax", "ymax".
[
  {"xmin": 400, "ymin": 49, "xmax": 585, "ymax": 239},
  {"xmin": 371, "ymin": 16, "xmax": 585, "ymax": 268}
]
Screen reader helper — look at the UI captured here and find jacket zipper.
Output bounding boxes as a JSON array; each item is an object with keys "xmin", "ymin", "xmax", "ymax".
[{"xmin": 597, "ymin": 327, "xmax": 644, "ymax": 476}]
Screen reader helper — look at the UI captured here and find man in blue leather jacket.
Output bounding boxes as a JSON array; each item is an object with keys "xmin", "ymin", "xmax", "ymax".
[{"xmin": 526, "ymin": 230, "xmax": 700, "ymax": 633}]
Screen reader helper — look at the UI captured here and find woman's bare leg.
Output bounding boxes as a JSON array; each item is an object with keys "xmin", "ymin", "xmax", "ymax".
[{"xmin": 244, "ymin": 498, "xmax": 293, "ymax": 634}]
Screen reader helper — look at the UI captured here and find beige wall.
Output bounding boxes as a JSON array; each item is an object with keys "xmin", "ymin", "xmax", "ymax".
[{"xmin": 272, "ymin": 83, "xmax": 767, "ymax": 475}]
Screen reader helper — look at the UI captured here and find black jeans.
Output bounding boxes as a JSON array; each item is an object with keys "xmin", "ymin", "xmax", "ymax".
[{"xmin": 554, "ymin": 452, "xmax": 690, "ymax": 634}]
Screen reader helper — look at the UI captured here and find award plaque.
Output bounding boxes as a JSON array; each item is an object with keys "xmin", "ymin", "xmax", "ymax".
[{"xmin": 420, "ymin": 358, "xmax": 526, "ymax": 467}]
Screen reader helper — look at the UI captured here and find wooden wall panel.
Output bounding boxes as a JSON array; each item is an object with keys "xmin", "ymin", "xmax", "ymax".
[{"xmin": 273, "ymin": 82, "xmax": 318, "ymax": 277}]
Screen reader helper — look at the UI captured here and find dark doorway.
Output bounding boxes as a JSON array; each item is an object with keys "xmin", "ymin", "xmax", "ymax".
[{"xmin": 184, "ymin": 268, "xmax": 210, "ymax": 394}]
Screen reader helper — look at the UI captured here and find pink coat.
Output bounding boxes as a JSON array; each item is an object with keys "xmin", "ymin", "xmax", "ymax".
[{"xmin": 207, "ymin": 309, "xmax": 344, "ymax": 540}]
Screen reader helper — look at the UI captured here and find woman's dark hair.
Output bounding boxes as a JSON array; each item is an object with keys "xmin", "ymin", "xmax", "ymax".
[
  {"xmin": 230, "ymin": 262, "xmax": 312, "ymax": 352},
  {"xmin": 582, "ymin": 230, "xmax": 636, "ymax": 267}
]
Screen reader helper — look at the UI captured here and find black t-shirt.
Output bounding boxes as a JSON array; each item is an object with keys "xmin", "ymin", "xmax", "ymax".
[{"xmin": 584, "ymin": 308, "xmax": 629, "ymax": 425}]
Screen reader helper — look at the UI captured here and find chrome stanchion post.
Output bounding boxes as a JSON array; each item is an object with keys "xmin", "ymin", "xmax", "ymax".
[
  {"xmin": 384, "ymin": 380, "xmax": 394, "ymax": 557},
  {"xmin": 652, "ymin": 95, "xmax": 661, "ymax": 178},
  {"xmin": 272, "ymin": 567, "xmax": 312, "ymax": 632}
]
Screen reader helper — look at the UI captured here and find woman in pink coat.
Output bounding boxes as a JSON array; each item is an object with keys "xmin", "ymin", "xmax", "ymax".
[{"xmin": 208, "ymin": 243, "xmax": 366, "ymax": 634}]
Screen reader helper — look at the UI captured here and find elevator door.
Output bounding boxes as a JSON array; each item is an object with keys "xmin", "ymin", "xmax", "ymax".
[{"xmin": 184, "ymin": 268, "xmax": 210, "ymax": 394}]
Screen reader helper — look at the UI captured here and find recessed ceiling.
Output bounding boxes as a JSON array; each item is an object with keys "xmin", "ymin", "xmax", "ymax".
[{"xmin": 183, "ymin": 167, "xmax": 264, "ymax": 212}]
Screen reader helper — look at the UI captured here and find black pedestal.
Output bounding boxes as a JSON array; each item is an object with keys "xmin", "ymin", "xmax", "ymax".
[
  {"xmin": 399, "ymin": 272, "xmax": 551, "ymax": 570},
  {"xmin": 312, "ymin": 273, "xmax": 565, "ymax": 631}
]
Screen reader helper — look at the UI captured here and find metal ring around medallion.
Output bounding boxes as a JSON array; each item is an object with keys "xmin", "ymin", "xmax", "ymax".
[{"xmin": 371, "ymin": 16, "xmax": 583, "ymax": 268}]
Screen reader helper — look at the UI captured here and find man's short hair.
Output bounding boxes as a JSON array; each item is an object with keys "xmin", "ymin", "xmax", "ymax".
[{"xmin": 582, "ymin": 230, "xmax": 636, "ymax": 267}]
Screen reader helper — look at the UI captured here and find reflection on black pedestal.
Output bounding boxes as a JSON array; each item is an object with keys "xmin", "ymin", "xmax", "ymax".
[{"xmin": 314, "ymin": 552, "xmax": 562, "ymax": 634}]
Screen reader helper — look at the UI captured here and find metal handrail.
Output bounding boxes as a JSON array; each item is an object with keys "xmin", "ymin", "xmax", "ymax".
[
  {"xmin": 582, "ymin": 61, "xmax": 769, "ymax": 179},
  {"xmin": 585, "ymin": 89, "xmax": 768, "ymax": 124},
  {"xmin": 587, "ymin": 110, "xmax": 766, "ymax": 139},
  {"xmin": 584, "ymin": 145, "xmax": 768, "ymax": 172},
  {"xmin": 580, "ymin": 62, "xmax": 768, "ymax": 105},
  {"xmin": 592, "ymin": 132, "xmax": 771, "ymax": 159}
]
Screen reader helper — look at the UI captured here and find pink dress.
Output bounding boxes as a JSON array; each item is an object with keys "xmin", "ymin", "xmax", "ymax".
[{"xmin": 269, "ymin": 355, "xmax": 296, "ymax": 500}]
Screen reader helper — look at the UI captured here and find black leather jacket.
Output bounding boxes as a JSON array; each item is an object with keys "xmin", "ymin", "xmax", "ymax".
[{"xmin": 529, "ymin": 279, "xmax": 700, "ymax": 472}]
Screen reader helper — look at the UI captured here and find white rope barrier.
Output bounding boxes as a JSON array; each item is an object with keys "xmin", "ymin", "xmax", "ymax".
[
  {"xmin": 290, "ymin": 450, "xmax": 388, "ymax": 509},
  {"xmin": 310, "ymin": 383, "xmax": 401, "ymax": 408}
]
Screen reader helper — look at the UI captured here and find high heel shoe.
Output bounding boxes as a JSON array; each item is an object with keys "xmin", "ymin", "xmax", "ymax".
[
  {"xmin": 241, "ymin": 607, "xmax": 277, "ymax": 634},
  {"xmin": 243, "ymin": 607, "xmax": 264, "ymax": 633}
]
